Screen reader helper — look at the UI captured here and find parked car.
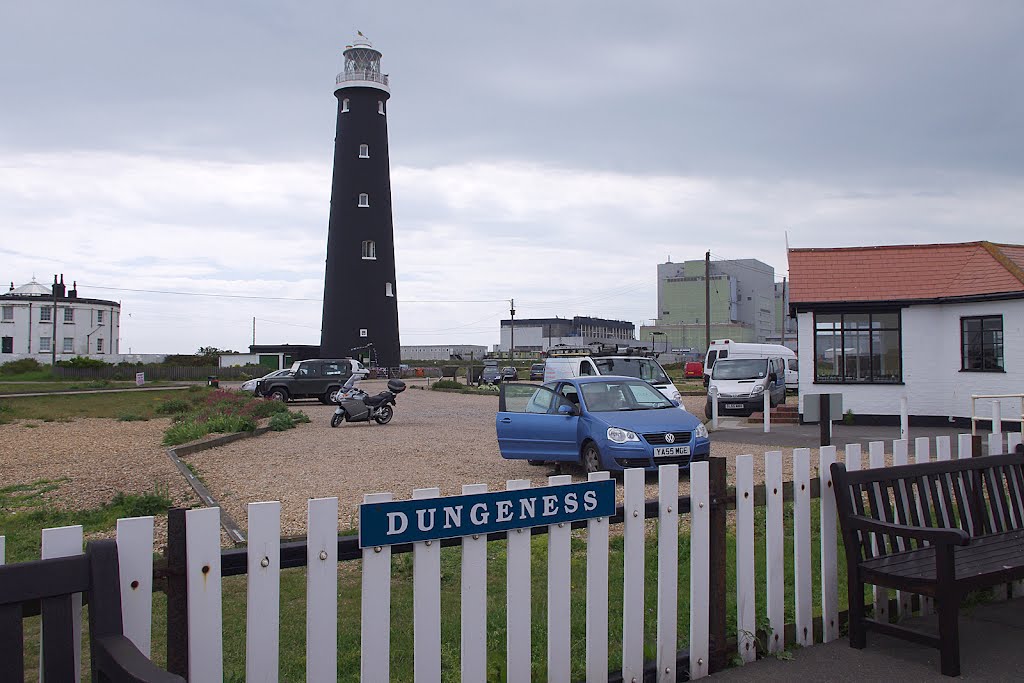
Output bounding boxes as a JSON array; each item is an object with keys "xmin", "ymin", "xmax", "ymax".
[
  {"xmin": 256, "ymin": 358, "xmax": 368, "ymax": 403},
  {"xmin": 529, "ymin": 363, "xmax": 545, "ymax": 381},
  {"xmin": 501, "ymin": 366, "xmax": 518, "ymax": 382},
  {"xmin": 478, "ymin": 366, "xmax": 502, "ymax": 386},
  {"xmin": 496, "ymin": 376, "xmax": 710, "ymax": 472},
  {"xmin": 704, "ymin": 357, "xmax": 786, "ymax": 418},
  {"xmin": 684, "ymin": 361, "xmax": 704, "ymax": 378},
  {"xmin": 241, "ymin": 368, "xmax": 292, "ymax": 395}
]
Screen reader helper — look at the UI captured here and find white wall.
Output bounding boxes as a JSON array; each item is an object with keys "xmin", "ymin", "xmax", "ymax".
[
  {"xmin": 798, "ymin": 299, "xmax": 1024, "ymax": 420},
  {"xmin": 0, "ymin": 298, "xmax": 121, "ymax": 361}
]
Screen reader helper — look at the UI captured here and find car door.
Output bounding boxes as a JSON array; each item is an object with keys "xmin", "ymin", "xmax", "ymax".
[
  {"xmin": 496, "ymin": 383, "xmax": 579, "ymax": 461},
  {"xmin": 321, "ymin": 361, "xmax": 349, "ymax": 394},
  {"xmin": 294, "ymin": 361, "xmax": 320, "ymax": 397}
]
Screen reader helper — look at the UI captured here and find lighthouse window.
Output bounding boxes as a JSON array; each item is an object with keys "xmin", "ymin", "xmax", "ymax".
[
  {"xmin": 378, "ymin": 100, "xmax": 385, "ymax": 115},
  {"xmin": 342, "ymin": 98, "xmax": 350, "ymax": 112},
  {"xmin": 385, "ymin": 282, "xmax": 394, "ymax": 297},
  {"xmin": 359, "ymin": 144, "xmax": 369, "ymax": 158},
  {"xmin": 362, "ymin": 240, "xmax": 377, "ymax": 260},
  {"xmin": 358, "ymin": 193, "xmax": 369, "ymax": 207}
]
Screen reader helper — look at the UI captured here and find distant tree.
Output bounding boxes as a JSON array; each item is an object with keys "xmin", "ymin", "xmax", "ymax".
[{"xmin": 197, "ymin": 346, "xmax": 237, "ymax": 356}]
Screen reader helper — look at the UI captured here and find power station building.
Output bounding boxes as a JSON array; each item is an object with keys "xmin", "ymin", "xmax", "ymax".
[
  {"xmin": 320, "ymin": 36, "xmax": 401, "ymax": 369},
  {"xmin": 498, "ymin": 316, "xmax": 636, "ymax": 353}
]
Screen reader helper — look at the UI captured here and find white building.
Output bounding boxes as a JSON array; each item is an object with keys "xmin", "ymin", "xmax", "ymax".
[
  {"xmin": 1, "ymin": 276, "xmax": 121, "ymax": 362},
  {"xmin": 401, "ymin": 345, "xmax": 487, "ymax": 361},
  {"xmin": 789, "ymin": 242, "xmax": 1024, "ymax": 426},
  {"xmin": 498, "ymin": 316, "xmax": 636, "ymax": 353}
]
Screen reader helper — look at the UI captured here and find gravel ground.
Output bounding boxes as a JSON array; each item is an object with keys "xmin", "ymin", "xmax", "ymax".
[
  {"xmin": 0, "ymin": 418, "xmax": 198, "ymax": 549},
  {"xmin": 187, "ymin": 383, "xmax": 810, "ymax": 538}
]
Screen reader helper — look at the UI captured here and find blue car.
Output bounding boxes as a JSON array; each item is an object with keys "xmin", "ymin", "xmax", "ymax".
[{"xmin": 496, "ymin": 376, "xmax": 711, "ymax": 473}]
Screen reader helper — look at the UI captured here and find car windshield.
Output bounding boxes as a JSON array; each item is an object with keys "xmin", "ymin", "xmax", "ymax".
[
  {"xmin": 593, "ymin": 358, "xmax": 670, "ymax": 385},
  {"xmin": 711, "ymin": 358, "xmax": 768, "ymax": 380},
  {"xmin": 580, "ymin": 379, "xmax": 674, "ymax": 411}
]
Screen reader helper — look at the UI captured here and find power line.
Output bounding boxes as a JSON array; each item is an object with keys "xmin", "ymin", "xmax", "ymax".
[{"xmin": 81, "ymin": 283, "xmax": 509, "ymax": 304}]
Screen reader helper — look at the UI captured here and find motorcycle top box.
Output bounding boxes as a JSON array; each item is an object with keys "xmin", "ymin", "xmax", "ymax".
[{"xmin": 387, "ymin": 379, "xmax": 407, "ymax": 394}]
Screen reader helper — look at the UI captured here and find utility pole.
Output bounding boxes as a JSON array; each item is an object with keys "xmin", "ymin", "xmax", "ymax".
[
  {"xmin": 51, "ymin": 277, "xmax": 57, "ymax": 371},
  {"xmin": 509, "ymin": 298, "xmax": 515, "ymax": 361},
  {"xmin": 780, "ymin": 277, "xmax": 787, "ymax": 349},
  {"xmin": 252, "ymin": 317, "xmax": 256, "ymax": 346},
  {"xmin": 705, "ymin": 251, "xmax": 711, "ymax": 354}
]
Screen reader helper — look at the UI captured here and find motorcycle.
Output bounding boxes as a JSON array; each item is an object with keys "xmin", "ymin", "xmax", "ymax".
[{"xmin": 330, "ymin": 375, "xmax": 406, "ymax": 427}]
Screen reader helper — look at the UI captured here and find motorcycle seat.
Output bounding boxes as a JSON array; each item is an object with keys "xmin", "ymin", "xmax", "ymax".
[{"xmin": 365, "ymin": 393, "xmax": 390, "ymax": 406}]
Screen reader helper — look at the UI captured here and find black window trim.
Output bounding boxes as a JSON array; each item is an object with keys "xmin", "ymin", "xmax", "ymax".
[
  {"xmin": 812, "ymin": 308, "xmax": 904, "ymax": 385},
  {"xmin": 959, "ymin": 314, "xmax": 1005, "ymax": 373}
]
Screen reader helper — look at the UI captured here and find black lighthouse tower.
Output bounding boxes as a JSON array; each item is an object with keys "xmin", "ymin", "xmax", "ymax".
[{"xmin": 320, "ymin": 35, "xmax": 401, "ymax": 369}]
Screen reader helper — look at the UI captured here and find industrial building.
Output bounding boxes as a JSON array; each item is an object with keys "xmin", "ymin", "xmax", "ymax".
[{"xmin": 498, "ymin": 316, "xmax": 636, "ymax": 353}]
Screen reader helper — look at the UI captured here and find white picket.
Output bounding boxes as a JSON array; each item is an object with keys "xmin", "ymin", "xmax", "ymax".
[
  {"xmin": 506, "ymin": 479, "xmax": 532, "ymax": 683},
  {"xmin": 958, "ymin": 433, "xmax": 973, "ymax": 459},
  {"xmin": 845, "ymin": 443, "xmax": 862, "ymax": 471},
  {"xmin": 936, "ymin": 435, "xmax": 951, "ymax": 461},
  {"xmin": 40, "ymin": 525, "xmax": 83, "ymax": 683},
  {"xmin": 914, "ymin": 437, "xmax": 934, "ymax": 615},
  {"xmin": 689, "ymin": 461, "xmax": 710, "ymax": 680},
  {"xmin": 891, "ymin": 440, "xmax": 912, "ymax": 617},
  {"xmin": 461, "ymin": 484, "xmax": 488, "ymax": 683},
  {"xmin": 989, "ymin": 432, "xmax": 1004, "ymax": 457},
  {"xmin": 735, "ymin": 455, "xmax": 756, "ymax": 661},
  {"xmin": 412, "ymin": 487, "xmax": 442, "ymax": 683},
  {"xmin": 764, "ymin": 450, "xmax": 784, "ymax": 654},
  {"xmin": 0, "ymin": 535, "xmax": 4, "ymax": 564},
  {"xmin": 309, "ymin": 497, "xmax": 339, "ymax": 683},
  {"xmin": 185, "ymin": 507, "xmax": 223, "ymax": 683},
  {"xmin": 246, "ymin": 501, "xmax": 281, "ymax": 683},
  {"xmin": 621, "ymin": 468, "xmax": 645, "ymax": 681},
  {"xmin": 819, "ymin": 446, "xmax": 839, "ymax": 643},
  {"xmin": 586, "ymin": 471, "xmax": 611, "ymax": 683},
  {"xmin": 657, "ymin": 464, "xmax": 679, "ymax": 683},
  {"xmin": 793, "ymin": 448, "xmax": 812, "ymax": 647},
  {"xmin": 867, "ymin": 441, "xmax": 889, "ymax": 623},
  {"xmin": 115, "ymin": 516, "xmax": 154, "ymax": 657},
  {"xmin": 547, "ymin": 474, "xmax": 573, "ymax": 683}
]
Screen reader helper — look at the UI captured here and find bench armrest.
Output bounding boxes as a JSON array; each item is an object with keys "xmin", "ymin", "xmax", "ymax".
[
  {"xmin": 93, "ymin": 635, "xmax": 185, "ymax": 683},
  {"xmin": 847, "ymin": 515, "xmax": 971, "ymax": 546}
]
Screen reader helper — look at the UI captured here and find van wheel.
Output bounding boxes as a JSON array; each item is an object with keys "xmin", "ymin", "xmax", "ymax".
[
  {"xmin": 583, "ymin": 443, "xmax": 603, "ymax": 474},
  {"xmin": 704, "ymin": 404, "xmax": 713, "ymax": 420},
  {"xmin": 269, "ymin": 388, "xmax": 289, "ymax": 402}
]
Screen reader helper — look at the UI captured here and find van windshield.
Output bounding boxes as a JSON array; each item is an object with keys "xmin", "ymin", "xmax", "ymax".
[
  {"xmin": 593, "ymin": 358, "xmax": 670, "ymax": 385},
  {"xmin": 712, "ymin": 359, "xmax": 768, "ymax": 380}
]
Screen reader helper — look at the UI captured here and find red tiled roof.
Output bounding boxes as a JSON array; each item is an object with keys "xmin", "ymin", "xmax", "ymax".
[{"xmin": 788, "ymin": 241, "xmax": 1024, "ymax": 306}]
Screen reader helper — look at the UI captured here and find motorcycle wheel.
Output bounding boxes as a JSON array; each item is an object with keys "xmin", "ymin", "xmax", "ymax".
[
  {"xmin": 374, "ymin": 405, "xmax": 394, "ymax": 425},
  {"xmin": 330, "ymin": 412, "xmax": 344, "ymax": 428}
]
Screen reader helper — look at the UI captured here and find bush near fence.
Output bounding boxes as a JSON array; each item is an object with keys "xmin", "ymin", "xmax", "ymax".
[{"xmin": 53, "ymin": 364, "xmax": 259, "ymax": 381}]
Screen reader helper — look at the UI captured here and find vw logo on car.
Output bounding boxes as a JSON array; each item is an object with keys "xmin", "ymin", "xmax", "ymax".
[{"xmin": 665, "ymin": 432, "xmax": 675, "ymax": 444}]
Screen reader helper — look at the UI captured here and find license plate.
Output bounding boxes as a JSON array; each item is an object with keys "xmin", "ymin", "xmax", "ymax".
[
  {"xmin": 654, "ymin": 446, "xmax": 690, "ymax": 457},
  {"xmin": 725, "ymin": 403, "xmax": 744, "ymax": 409}
]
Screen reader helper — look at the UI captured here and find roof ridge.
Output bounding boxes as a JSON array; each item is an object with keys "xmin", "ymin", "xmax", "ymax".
[
  {"xmin": 981, "ymin": 241, "xmax": 1024, "ymax": 286},
  {"xmin": 788, "ymin": 241, "xmax": 987, "ymax": 254}
]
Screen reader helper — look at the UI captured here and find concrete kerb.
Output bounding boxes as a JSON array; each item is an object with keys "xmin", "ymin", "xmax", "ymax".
[{"xmin": 166, "ymin": 427, "xmax": 273, "ymax": 543}]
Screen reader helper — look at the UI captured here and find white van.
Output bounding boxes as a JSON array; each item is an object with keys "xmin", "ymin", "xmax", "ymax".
[
  {"xmin": 543, "ymin": 354, "xmax": 686, "ymax": 408},
  {"xmin": 705, "ymin": 356, "xmax": 787, "ymax": 418},
  {"xmin": 704, "ymin": 340, "xmax": 798, "ymax": 389}
]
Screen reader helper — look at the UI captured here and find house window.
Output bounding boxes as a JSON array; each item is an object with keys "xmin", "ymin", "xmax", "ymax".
[
  {"xmin": 359, "ymin": 144, "xmax": 369, "ymax": 158},
  {"xmin": 358, "ymin": 193, "xmax": 369, "ymax": 207},
  {"xmin": 97, "ymin": 310, "xmax": 104, "ymax": 324},
  {"xmin": 96, "ymin": 338, "xmax": 104, "ymax": 354},
  {"xmin": 961, "ymin": 315, "xmax": 1003, "ymax": 371},
  {"xmin": 362, "ymin": 240, "xmax": 376, "ymax": 259},
  {"xmin": 39, "ymin": 336, "xmax": 51, "ymax": 352},
  {"xmin": 342, "ymin": 98, "xmax": 350, "ymax": 112},
  {"xmin": 814, "ymin": 311, "xmax": 902, "ymax": 383},
  {"xmin": 378, "ymin": 100, "xmax": 385, "ymax": 115},
  {"xmin": 40, "ymin": 307, "xmax": 52, "ymax": 322},
  {"xmin": 385, "ymin": 282, "xmax": 394, "ymax": 297},
  {"xmin": 63, "ymin": 337, "xmax": 73, "ymax": 353},
  {"xmin": 64, "ymin": 307, "xmax": 74, "ymax": 322},
  {"xmin": 1, "ymin": 306, "xmax": 12, "ymax": 321},
  {"xmin": 1, "ymin": 337, "xmax": 12, "ymax": 354},
  {"xmin": 360, "ymin": 328, "xmax": 368, "ymax": 337}
]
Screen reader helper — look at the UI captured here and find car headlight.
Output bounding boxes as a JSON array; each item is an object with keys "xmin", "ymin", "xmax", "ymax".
[
  {"xmin": 607, "ymin": 427, "xmax": 640, "ymax": 444},
  {"xmin": 751, "ymin": 385, "xmax": 765, "ymax": 395},
  {"xmin": 694, "ymin": 423, "xmax": 709, "ymax": 439},
  {"xmin": 672, "ymin": 391, "xmax": 682, "ymax": 402}
]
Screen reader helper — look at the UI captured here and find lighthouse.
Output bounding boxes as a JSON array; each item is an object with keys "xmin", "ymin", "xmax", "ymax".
[{"xmin": 320, "ymin": 35, "xmax": 401, "ymax": 369}]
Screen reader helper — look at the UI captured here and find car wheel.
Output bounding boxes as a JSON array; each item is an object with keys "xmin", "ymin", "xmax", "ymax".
[
  {"xmin": 269, "ymin": 388, "xmax": 289, "ymax": 402},
  {"xmin": 322, "ymin": 386, "xmax": 340, "ymax": 404},
  {"xmin": 704, "ymin": 404, "xmax": 712, "ymax": 420},
  {"xmin": 374, "ymin": 405, "xmax": 394, "ymax": 425},
  {"xmin": 330, "ymin": 412, "xmax": 344, "ymax": 428},
  {"xmin": 582, "ymin": 442, "xmax": 603, "ymax": 474}
]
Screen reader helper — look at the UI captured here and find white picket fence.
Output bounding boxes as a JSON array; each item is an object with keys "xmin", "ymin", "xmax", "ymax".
[{"xmin": 4, "ymin": 430, "xmax": 1022, "ymax": 682}]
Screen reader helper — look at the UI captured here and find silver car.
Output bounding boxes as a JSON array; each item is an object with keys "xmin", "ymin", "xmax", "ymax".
[{"xmin": 241, "ymin": 369, "xmax": 292, "ymax": 395}]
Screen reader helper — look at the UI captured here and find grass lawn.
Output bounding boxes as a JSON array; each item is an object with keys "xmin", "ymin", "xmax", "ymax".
[
  {"xmin": 0, "ymin": 380, "xmax": 178, "ymax": 394},
  {"xmin": 0, "ymin": 387, "xmax": 194, "ymax": 423}
]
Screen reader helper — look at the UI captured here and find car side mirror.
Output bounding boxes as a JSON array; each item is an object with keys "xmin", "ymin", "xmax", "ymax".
[{"xmin": 558, "ymin": 404, "xmax": 577, "ymax": 416}]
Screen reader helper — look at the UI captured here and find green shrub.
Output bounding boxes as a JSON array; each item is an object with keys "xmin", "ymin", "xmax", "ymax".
[
  {"xmin": 163, "ymin": 421, "xmax": 207, "ymax": 446},
  {"xmin": 109, "ymin": 486, "xmax": 173, "ymax": 517},
  {"xmin": 268, "ymin": 413, "xmax": 296, "ymax": 431},
  {"xmin": 155, "ymin": 398, "xmax": 192, "ymax": 415},
  {"xmin": 117, "ymin": 413, "xmax": 148, "ymax": 422},
  {"xmin": 55, "ymin": 356, "xmax": 110, "ymax": 369},
  {"xmin": 431, "ymin": 380, "xmax": 463, "ymax": 390},
  {"xmin": 204, "ymin": 414, "xmax": 257, "ymax": 434},
  {"xmin": 187, "ymin": 385, "xmax": 205, "ymax": 394},
  {"xmin": 0, "ymin": 358, "xmax": 44, "ymax": 375},
  {"xmin": 251, "ymin": 399, "xmax": 290, "ymax": 419},
  {"xmin": 290, "ymin": 410, "xmax": 311, "ymax": 424},
  {"xmin": 86, "ymin": 379, "xmax": 112, "ymax": 389}
]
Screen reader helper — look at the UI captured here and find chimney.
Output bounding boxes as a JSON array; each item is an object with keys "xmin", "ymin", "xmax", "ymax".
[
  {"xmin": 58, "ymin": 274, "xmax": 66, "ymax": 297},
  {"xmin": 52, "ymin": 274, "xmax": 60, "ymax": 298},
  {"xmin": 69, "ymin": 280, "xmax": 78, "ymax": 298},
  {"xmin": 7, "ymin": 282, "xmax": 12, "ymax": 292}
]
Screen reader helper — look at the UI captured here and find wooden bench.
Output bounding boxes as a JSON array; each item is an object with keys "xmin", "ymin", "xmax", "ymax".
[
  {"xmin": 832, "ymin": 446, "xmax": 1024, "ymax": 676},
  {"xmin": 0, "ymin": 539, "xmax": 182, "ymax": 682}
]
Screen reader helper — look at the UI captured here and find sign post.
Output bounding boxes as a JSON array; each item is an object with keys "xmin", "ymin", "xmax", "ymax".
[{"xmin": 135, "ymin": 372, "xmax": 145, "ymax": 387}]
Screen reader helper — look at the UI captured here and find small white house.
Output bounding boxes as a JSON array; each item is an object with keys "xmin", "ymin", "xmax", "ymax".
[{"xmin": 789, "ymin": 241, "xmax": 1024, "ymax": 427}]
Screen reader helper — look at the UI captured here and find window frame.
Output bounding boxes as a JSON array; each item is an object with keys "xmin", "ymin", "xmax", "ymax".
[
  {"xmin": 341, "ymin": 98, "xmax": 350, "ymax": 112},
  {"xmin": 358, "ymin": 193, "xmax": 369, "ymax": 207},
  {"xmin": 378, "ymin": 100, "xmax": 385, "ymax": 115},
  {"xmin": 359, "ymin": 144, "xmax": 369, "ymax": 158},
  {"xmin": 812, "ymin": 309, "xmax": 903, "ymax": 384},
  {"xmin": 362, "ymin": 240, "xmax": 376, "ymax": 260},
  {"xmin": 96, "ymin": 337, "xmax": 104, "ymax": 354},
  {"xmin": 39, "ymin": 336, "xmax": 52, "ymax": 352},
  {"xmin": 1, "ymin": 336, "xmax": 12, "ymax": 354},
  {"xmin": 960, "ymin": 314, "xmax": 1004, "ymax": 372},
  {"xmin": 97, "ymin": 310, "xmax": 105, "ymax": 324},
  {"xmin": 62, "ymin": 337, "xmax": 74, "ymax": 353},
  {"xmin": 63, "ymin": 307, "xmax": 74, "ymax": 323},
  {"xmin": 40, "ymin": 307, "xmax": 52, "ymax": 322},
  {"xmin": 1, "ymin": 305, "xmax": 13, "ymax": 321}
]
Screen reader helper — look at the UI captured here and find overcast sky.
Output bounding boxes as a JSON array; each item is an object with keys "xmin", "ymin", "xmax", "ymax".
[{"xmin": 2, "ymin": 1, "xmax": 1022, "ymax": 354}]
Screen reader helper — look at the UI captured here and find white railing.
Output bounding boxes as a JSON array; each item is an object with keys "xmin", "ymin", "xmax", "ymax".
[
  {"xmin": 5, "ymin": 431, "xmax": 1024, "ymax": 680},
  {"xmin": 336, "ymin": 69, "xmax": 389, "ymax": 86},
  {"xmin": 971, "ymin": 393, "xmax": 1024, "ymax": 435}
]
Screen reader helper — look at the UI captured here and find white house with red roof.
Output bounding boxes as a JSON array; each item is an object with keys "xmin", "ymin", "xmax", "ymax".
[{"xmin": 788, "ymin": 241, "xmax": 1024, "ymax": 427}]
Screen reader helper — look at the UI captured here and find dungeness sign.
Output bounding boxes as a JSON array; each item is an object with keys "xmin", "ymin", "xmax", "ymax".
[{"xmin": 359, "ymin": 479, "xmax": 616, "ymax": 548}]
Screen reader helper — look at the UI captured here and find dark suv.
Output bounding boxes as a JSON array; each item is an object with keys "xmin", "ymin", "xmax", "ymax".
[{"xmin": 256, "ymin": 358, "xmax": 365, "ymax": 403}]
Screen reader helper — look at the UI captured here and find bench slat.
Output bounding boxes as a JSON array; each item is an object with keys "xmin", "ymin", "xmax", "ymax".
[
  {"xmin": 41, "ymin": 593, "xmax": 77, "ymax": 681},
  {"xmin": 0, "ymin": 604, "xmax": 24, "ymax": 681}
]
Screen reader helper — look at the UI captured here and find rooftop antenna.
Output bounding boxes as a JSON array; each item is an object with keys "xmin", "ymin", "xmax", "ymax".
[{"xmin": 785, "ymin": 230, "xmax": 790, "ymax": 251}]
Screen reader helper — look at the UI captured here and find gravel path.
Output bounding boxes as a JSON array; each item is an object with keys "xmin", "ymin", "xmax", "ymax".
[{"xmin": 188, "ymin": 384, "xmax": 808, "ymax": 538}]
